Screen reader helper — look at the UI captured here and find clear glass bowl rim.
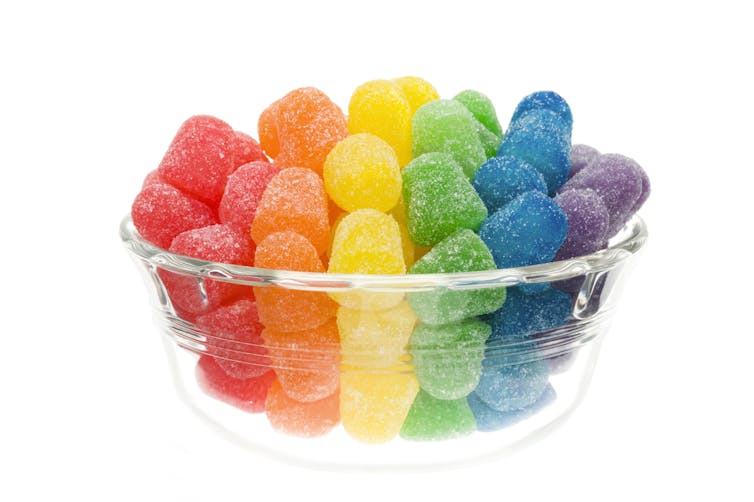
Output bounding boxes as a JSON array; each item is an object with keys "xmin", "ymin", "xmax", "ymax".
[{"xmin": 120, "ymin": 214, "xmax": 647, "ymax": 293}]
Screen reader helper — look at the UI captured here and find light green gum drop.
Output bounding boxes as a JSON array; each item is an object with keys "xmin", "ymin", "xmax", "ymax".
[
  {"xmin": 411, "ymin": 99, "xmax": 487, "ymax": 179},
  {"xmin": 452, "ymin": 89, "xmax": 503, "ymax": 137}
]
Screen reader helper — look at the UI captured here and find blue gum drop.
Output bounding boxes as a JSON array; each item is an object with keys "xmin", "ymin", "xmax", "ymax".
[
  {"xmin": 499, "ymin": 109, "xmax": 571, "ymax": 194},
  {"xmin": 509, "ymin": 91, "xmax": 573, "ymax": 139},
  {"xmin": 478, "ymin": 190, "xmax": 568, "ymax": 271},
  {"xmin": 468, "ymin": 384, "xmax": 556, "ymax": 432},
  {"xmin": 472, "ymin": 155, "xmax": 548, "ymax": 215},
  {"xmin": 487, "ymin": 286, "xmax": 572, "ymax": 342},
  {"xmin": 475, "ymin": 336, "xmax": 550, "ymax": 412}
]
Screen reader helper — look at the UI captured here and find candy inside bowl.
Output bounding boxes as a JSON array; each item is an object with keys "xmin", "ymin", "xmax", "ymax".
[
  {"xmin": 120, "ymin": 212, "xmax": 647, "ymax": 469},
  {"xmin": 121, "ymin": 76, "xmax": 650, "ymax": 469}
]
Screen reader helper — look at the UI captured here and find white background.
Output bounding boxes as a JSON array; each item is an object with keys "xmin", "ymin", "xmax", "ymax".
[{"xmin": 1, "ymin": 1, "xmax": 752, "ymax": 500}]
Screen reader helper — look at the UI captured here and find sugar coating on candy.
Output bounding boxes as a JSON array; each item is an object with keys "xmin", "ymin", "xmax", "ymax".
[
  {"xmin": 157, "ymin": 115, "xmax": 239, "ymax": 207},
  {"xmin": 160, "ymin": 224, "xmax": 255, "ymax": 318},
  {"xmin": 402, "ymin": 152, "xmax": 488, "ymax": 246},
  {"xmin": 196, "ymin": 300, "xmax": 270, "ymax": 379},
  {"xmin": 499, "ymin": 109, "xmax": 571, "ymax": 194},
  {"xmin": 408, "ymin": 229, "xmax": 506, "ymax": 325},
  {"xmin": 328, "ymin": 209, "xmax": 405, "ymax": 310},
  {"xmin": 251, "ymin": 167, "xmax": 331, "ymax": 256},
  {"xmin": 323, "ymin": 133, "xmax": 402, "ymax": 213},
  {"xmin": 392, "ymin": 76, "xmax": 440, "ymax": 115},
  {"xmin": 257, "ymin": 98, "xmax": 281, "ymax": 158},
  {"xmin": 451, "ymin": 89, "xmax": 504, "ymax": 158},
  {"xmin": 509, "ymin": 91, "xmax": 573, "ymax": 137},
  {"xmin": 263, "ymin": 319, "xmax": 340, "ymax": 403},
  {"xmin": 559, "ymin": 153, "xmax": 644, "ymax": 236},
  {"xmin": 389, "ymin": 198, "xmax": 416, "ymax": 268},
  {"xmin": 340, "ymin": 367, "xmax": 419, "ymax": 444},
  {"xmin": 453, "ymin": 89, "xmax": 503, "ymax": 138},
  {"xmin": 472, "ymin": 155, "xmax": 548, "ymax": 215},
  {"xmin": 479, "ymin": 191, "xmax": 568, "ymax": 269},
  {"xmin": 472, "ymin": 120, "xmax": 502, "ymax": 159},
  {"xmin": 348, "ymin": 79, "xmax": 413, "ymax": 167},
  {"xmin": 409, "ymin": 318, "xmax": 490, "ymax": 400},
  {"xmin": 254, "ymin": 231, "xmax": 336, "ymax": 332},
  {"xmin": 630, "ymin": 161, "xmax": 651, "ymax": 215},
  {"xmin": 195, "ymin": 356, "xmax": 275, "ymax": 413},
  {"xmin": 400, "ymin": 390, "xmax": 476, "ymax": 441},
  {"xmin": 554, "ymin": 189, "xmax": 610, "ymax": 260},
  {"xmin": 231, "ymin": 131, "xmax": 267, "ymax": 166},
  {"xmin": 476, "ymin": 338, "xmax": 550, "ymax": 412},
  {"xmin": 487, "ymin": 286, "xmax": 572, "ymax": 341},
  {"xmin": 338, "ymin": 301, "xmax": 416, "ymax": 368},
  {"xmin": 412, "ymin": 99, "xmax": 487, "ymax": 179},
  {"xmin": 265, "ymin": 379, "xmax": 340, "ymax": 437},
  {"xmin": 468, "ymin": 384, "xmax": 555, "ymax": 432},
  {"xmin": 569, "ymin": 144, "xmax": 600, "ymax": 179},
  {"xmin": 131, "ymin": 183, "xmax": 217, "ymax": 249},
  {"xmin": 261, "ymin": 87, "xmax": 348, "ymax": 176},
  {"xmin": 218, "ymin": 161, "xmax": 280, "ymax": 234},
  {"xmin": 141, "ymin": 169, "xmax": 165, "ymax": 189}
]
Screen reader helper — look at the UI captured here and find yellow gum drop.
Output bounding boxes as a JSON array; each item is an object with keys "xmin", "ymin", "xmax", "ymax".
[
  {"xmin": 348, "ymin": 80, "xmax": 413, "ymax": 167},
  {"xmin": 338, "ymin": 301, "xmax": 417, "ymax": 368},
  {"xmin": 340, "ymin": 366, "xmax": 419, "ymax": 444},
  {"xmin": 389, "ymin": 197, "xmax": 416, "ymax": 268},
  {"xmin": 328, "ymin": 209, "xmax": 406, "ymax": 310},
  {"xmin": 392, "ymin": 76, "xmax": 440, "ymax": 115},
  {"xmin": 323, "ymin": 133, "xmax": 402, "ymax": 213}
]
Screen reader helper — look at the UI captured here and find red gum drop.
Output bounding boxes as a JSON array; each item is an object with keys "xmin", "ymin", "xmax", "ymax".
[
  {"xmin": 160, "ymin": 224, "xmax": 255, "ymax": 319},
  {"xmin": 141, "ymin": 169, "xmax": 166, "ymax": 189},
  {"xmin": 131, "ymin": 183, "xmax": 217, "ymax": 249},
  {"xmin": 219, "ymin": 161, "xmax": 280, "ymax": 234},
  {"xmin": 232, "ymin": 131, "xmax": 268, "ymax": 166},
  {"xmin": 196, "ymin": 355, "xmax": 275, "ymax": 413},
  {"xmin": 195, "ymin": 300, "xmax": 271, "ymax": 379},
  {"xmin": 157, "ymin": 115, "xmax": 238, "ymax": 208}
]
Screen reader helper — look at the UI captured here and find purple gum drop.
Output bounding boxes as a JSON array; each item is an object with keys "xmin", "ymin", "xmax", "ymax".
[
  {"xmin": 569, "ymin": 144, "xmax": 600, "ymax": 179},
  {"xmin": 558, "ymin": 153, "xmax": 643, "ymax": 237},
  {"xmin": 630, "ymin": 162, "xmax": 651, "ymax": 215},
  {"xmin": 554, "ymin": 189, "xmax": 610, "ymax": 260}
]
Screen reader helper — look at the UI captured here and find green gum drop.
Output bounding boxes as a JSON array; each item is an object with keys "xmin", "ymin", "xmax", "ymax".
[
  {"xmin": 400, "ymin": 389, "xmax": 477, "ymax": 441},
  {"xmin": 402, "ymin": 153, "xmax": 488, "ymax": 247},
  {"xmin": 408, "ymin": 229, "xmax": 506, "ymax": 324},
  {"xmin": 411, "ymin": 100, "xmax": 487, "ymax": 179}
]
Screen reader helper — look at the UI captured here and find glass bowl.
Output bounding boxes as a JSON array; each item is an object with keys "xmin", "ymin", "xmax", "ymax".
[{"xmin": 120, "ymin": 213, "xmax": 647, "ymax": 470}]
